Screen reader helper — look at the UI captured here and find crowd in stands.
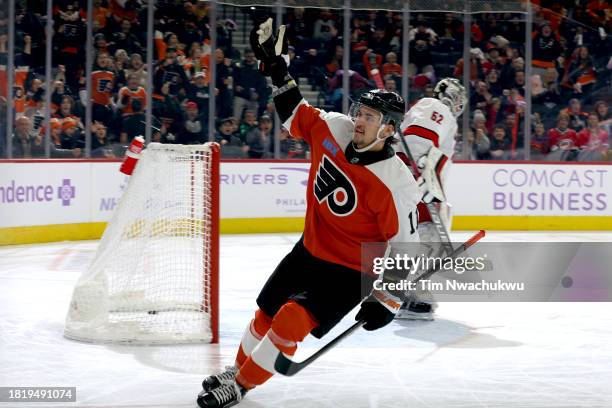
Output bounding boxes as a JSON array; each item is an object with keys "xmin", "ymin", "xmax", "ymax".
[
  {"xmin": 0, "ymin": 0, "xmax": 610, "ymax": 161},
  {"xmin": 0, "ymin": 0, "xmax": 306, "ymax": 159},
  {"xmin": 281, "ymin": 3, "xmax": 611, "ymax": 161}
]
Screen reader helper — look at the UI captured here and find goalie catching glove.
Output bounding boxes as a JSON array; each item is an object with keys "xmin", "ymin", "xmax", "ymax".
[
  {"xmin": 249, "ymin": 18, "xmax": 291, "ymax": 88},
  {"xmin": 416, "ymin": 146, "xmax": 449, "ymax": 204}
]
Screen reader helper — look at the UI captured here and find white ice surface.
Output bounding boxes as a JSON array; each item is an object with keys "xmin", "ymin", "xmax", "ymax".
[{"xmin": 1, "ymin": 232, "xmax": 612, "ymax": 408}]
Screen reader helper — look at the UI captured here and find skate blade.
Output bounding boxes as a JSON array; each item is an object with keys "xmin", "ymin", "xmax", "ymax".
[{"xmin": 395, "ymin": 311, "xmax": 434, "ymax": 321}]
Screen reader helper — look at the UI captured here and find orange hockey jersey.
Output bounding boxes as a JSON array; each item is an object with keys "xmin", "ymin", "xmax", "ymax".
[
  {"xmin": 118, "ymin": 86, "xmax": 147, "ymax": 115},
  {"xmin": 284, "ymin": 100, "xmax": 420, "ymax": 273},
  {"xmin": 0, "ymin": 65, "xmax": 29, "ymax": 114},
  {"xmin": 92, "ymin": 70, "xmax": 115, "ymax": 106}
]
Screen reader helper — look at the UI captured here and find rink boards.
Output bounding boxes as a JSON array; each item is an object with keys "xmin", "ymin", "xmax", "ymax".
[{"xmin": 0, "ymin": 159, "xmax": 611, "ymax": 245}]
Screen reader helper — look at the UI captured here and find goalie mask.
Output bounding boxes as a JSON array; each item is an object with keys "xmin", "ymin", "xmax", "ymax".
[
  {"xmin": 348, "ymin": 89, "xmax": 405, "ymax": 152},
  {"xmin": 433, "ymin": 78, "xmax": 467, "ymax": 118}
]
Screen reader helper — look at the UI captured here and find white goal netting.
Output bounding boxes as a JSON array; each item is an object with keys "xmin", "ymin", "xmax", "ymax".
[{"xmin": 64, "ymin": 143, "xmax": 219, "ymax": 345}]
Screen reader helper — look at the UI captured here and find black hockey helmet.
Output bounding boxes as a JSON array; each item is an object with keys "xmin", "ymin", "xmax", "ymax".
[{"xmin": 350, "ymin": 89, "xmax": 405, "ymax": 128}]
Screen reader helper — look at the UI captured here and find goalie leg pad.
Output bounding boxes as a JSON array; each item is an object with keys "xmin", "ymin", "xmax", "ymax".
[{"xmin": 417, "ymin": 146, "xmax": 449, "ymax": 203}]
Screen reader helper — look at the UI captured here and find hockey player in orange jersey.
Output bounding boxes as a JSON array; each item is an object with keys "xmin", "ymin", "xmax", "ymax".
[{"xmin": 197, "ymin": 18, "xmax": 421, "ymax": 408}]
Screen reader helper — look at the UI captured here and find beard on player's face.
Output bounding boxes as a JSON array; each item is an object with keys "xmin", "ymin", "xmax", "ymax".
[
  {"xmin": 352, "ymin": 123, "xmax": 378, "ymax": 148},
  {"xmin": 352, "ymin": 120, "xmax": 381, "ymax": 148}
]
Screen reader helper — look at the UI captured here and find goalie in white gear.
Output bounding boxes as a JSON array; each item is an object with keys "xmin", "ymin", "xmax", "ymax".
[{"xmin": 395, "ymin": 77, "xmax": 467, "ymax": 320}]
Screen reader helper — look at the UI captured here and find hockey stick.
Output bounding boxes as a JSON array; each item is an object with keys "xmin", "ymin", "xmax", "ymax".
[
  {"xmin": 397, "ymin": 134, "xmax": 454, "ymax": 257},
  {"xmin": 274, "ymin": 229, "xmax": 486, "ymax": 376}
]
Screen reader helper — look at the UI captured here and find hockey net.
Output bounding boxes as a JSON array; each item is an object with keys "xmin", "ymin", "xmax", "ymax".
[{"xmin": 64, "ymin": 143, "xmax": 220, "ymax": 345}]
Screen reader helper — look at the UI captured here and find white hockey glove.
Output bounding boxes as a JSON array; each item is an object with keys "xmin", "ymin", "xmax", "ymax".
[{"xmin": 416, "ymin": 146, "xmax": 449, "ymax": 203}]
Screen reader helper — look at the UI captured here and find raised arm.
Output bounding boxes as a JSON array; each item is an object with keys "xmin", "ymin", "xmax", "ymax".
[{"xmin": 250, "ymin": 18, "xmax": 319, "ymax": 143}]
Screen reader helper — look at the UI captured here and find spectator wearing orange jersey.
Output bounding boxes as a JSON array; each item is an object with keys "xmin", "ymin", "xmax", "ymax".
[
  {"xmin": 382, "ymin": 52, "xmax": 402, "ymax": 78},
  {"xmin": 85, "ymin": 52, "xmax": 115, "ymax": 126},
  {"xmin": 454, "ymin": 48, "xmax": 485, "ymax": 82},
  {"xmin": 14, "ymin": 87, "xmax": 27, "ymax": 115},
  {"xmin": 0, "ymin": 34, "xmax": 31, "ymax": 116},
  {"xmin": 117, "ymin": 74, "xmax": 147, "ymax": 117},
  {"xmin": 93, "ymin": 0, "xmax": 110, "ymax": 30},
  {"xmin": 154, "ymin": 30, "xmax": 168, "ymax": 61},
  {"xmin": 53, "ymin": 95, "xmax": 83, "ymax": 128},
  {"xmin": 183, "ymin": 45, "xmax": 210, "ymax": 82}
]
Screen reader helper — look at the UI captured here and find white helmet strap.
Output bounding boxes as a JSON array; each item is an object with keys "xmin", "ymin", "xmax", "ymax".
[{"xmin": 352, "ymin": 126, "xmax": 388, "ymax": 152}]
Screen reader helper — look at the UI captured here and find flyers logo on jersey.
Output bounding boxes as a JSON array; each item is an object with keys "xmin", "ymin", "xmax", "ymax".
[{"xmin": 314, "ymin": 155, "xmax": 357, "ymax": 216}]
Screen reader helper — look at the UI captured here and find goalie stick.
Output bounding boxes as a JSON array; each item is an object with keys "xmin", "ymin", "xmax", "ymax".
[{"xmin": 274, "ymin": 229, "xmax": 486, "ymax": 376}]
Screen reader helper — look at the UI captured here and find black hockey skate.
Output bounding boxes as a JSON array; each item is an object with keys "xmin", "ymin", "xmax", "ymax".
[
  {"xmin": 202, "ymin": 365, "xmax": 238, "ymax": 392},
  {"xmin": 197, "ymin": 381, "xmax": 247, "ymax": 408}
]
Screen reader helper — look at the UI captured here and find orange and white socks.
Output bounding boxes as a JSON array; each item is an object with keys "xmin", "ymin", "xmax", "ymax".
[{"xmin": 234, "ymin": 301, "xmax": 318, "ymax": 390}]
